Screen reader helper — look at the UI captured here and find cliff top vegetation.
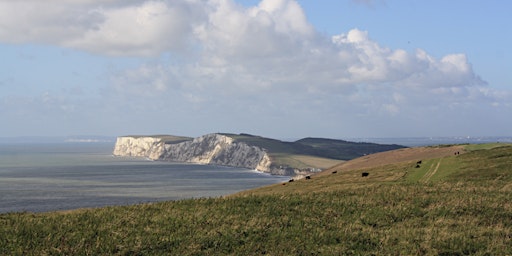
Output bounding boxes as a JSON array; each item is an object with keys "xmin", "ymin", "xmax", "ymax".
[
  {"xmin": 123, "ymin": 134, "xmax": 192, "ymax": 144},
  {"xmin": 221, "ymin": 133, "xmax": 405, "ymax": 160}
]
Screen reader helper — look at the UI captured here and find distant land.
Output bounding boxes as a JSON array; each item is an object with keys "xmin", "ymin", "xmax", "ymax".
[
  {"xmin": 112, "ymin": 133, "xmax": 407, "ymax": 176},
  {"xmin": 2, "ymin": 135, "xmax": 511, "ymax": 146},
  {"xmin": 350, "ymin": 136, "xmax": 512, "ymax": 147},
  {"xmin": 0, "ymin": 136, "xmax": 115, "ymax": 144}
]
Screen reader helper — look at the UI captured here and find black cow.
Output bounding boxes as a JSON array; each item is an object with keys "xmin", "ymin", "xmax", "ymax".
[
  {"xmin": 305, "ymin": 175, "xmax": 311, "ymax": 180},
  {"xmin": 288, "ymin": 179, "xmax": 294, "ymax": 182},
  {"xmin": 417, "ymin": 160, "xmax": 422, "ymax": 164},
  {"xmin": 362, "ymin": 172, "xmax": 369, "ymax": 177},
  {"xmin": 332, "ymin": 171, "xmax": 337, "ymax": 174}
]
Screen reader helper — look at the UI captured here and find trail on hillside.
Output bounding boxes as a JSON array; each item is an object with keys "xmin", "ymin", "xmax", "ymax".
[
  {"xmin": 419, "ymin": 159, "xmax": 442, "ymax": 183},
  {"xmin": 319, "ymin": 145, "xmax": 464, "ymax": 176}
]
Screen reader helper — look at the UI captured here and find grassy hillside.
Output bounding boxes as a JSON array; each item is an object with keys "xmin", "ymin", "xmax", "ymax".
[
  {"xmin": 225, "ymin": 133, "xmax": 405, "ymax": 160},
  {"xmin": 1, "ymin": 144, "xmax": 511, "ymax": 255},
  {"xmin": 237, "ymin": 144, "xmax": 510, "ymax": 195},
  {"xmin": 224, "ymin": 133, "xmax": 405, "ymax": 171},
  {"xmin": 295, "ymin": 137, "xmax": 404, "ymax": 159}
]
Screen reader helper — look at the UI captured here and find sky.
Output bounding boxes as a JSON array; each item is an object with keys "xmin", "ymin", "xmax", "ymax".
[{"xmin": 0, "ymin": 0, "xmax": 511, "ymax": 139}]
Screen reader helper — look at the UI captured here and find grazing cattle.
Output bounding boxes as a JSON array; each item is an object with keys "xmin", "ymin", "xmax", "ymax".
[
  {"xmin": 305, "ymin": 175, "xmax": 311, "ymax": 180},
  {"xmin": 288, "ymin": 179, "xmax": 294, "ymax": 182},
  {"xmin": 362, "ymin": 172, "xmax": 369, "ymax": 177},
  {"xmin": 415, "ymin": 164, "xmax": 421, "ymax": 168},
  {"xmin": 332, "ymin": 171, "xmax": 337, "ymax": 174},
  {"xmin": 417, "ymin": 160, "xmax": 422, "ymax": 164}
]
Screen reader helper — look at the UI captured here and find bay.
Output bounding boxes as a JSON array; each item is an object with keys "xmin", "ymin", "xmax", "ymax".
[{"xmin": 0, "ymin": 142, "xmax": 288, "ymax": 213}]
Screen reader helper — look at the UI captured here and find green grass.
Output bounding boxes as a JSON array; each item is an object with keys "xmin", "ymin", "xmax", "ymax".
[
  {"xmin": 2, "ymin": 145, "xmax": 512, "ymax": 255},
  {"xmin": 405, "ymin": 157, "xmax": 461, "ymax": 183},
  {"xmin": 463, "ymin": 143, "xmax": 511, "ymax": 151},
  {"xmin": 404, "ymin": 145, "xmax": 512, "ymax": 184}
]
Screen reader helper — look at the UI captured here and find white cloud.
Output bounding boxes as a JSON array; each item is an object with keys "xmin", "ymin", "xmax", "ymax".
[
  {"xmin": 0, "ymin": 1, "xmax": 101, "ymax": 44},
  {"xmin": 0, "ymin": 0, "xmax": 485, "ymax": 94},
  {"xmin": 97, "ymin": 1, "xmax": 505, "ymax": 124},
  {"xmin": 0, "ymin": 0, "xmax": 510, "ymax": 137},
  {"xmin": 110, "ymin": 64, "xmax": 175, "ymax": 96},
  {"xmin": 0, "ymin": 0, "xmax": 201, "ymax": 56},
  {"xmin": 64, "ymin": 1, "xmax": 200, "ymax": 56},
  {"xmin": 255, "ymin": 0, "xmax": 313, "ymax": 36}
]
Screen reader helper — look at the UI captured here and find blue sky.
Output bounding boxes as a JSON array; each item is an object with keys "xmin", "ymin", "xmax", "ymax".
[{"xmin": 0, "ymin": 0, "xmax": 511, "ymax": 139}]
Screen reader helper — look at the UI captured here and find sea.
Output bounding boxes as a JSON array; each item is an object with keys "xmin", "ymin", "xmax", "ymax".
[
  {"xmin": 0, "ymin": 142, "xmax": 288, "ymax": 213},
  {"xmin": 1, "ymin": 136, "xmax": 511, "ymax": 213}
]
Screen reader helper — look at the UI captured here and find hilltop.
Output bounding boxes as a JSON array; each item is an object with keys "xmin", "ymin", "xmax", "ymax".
[{"xmin": 222, "ymin": 133, "xmax": 405, "ymax": 160}]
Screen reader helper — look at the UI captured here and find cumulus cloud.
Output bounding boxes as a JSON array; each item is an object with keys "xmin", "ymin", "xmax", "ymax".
[
  {"xmin": 0, "ymin": 0, "xmax": 509, "ymax": 137},
  {"xmin": 0, "ymin": 0, "xmax": 201, "ymax": 56},
  {"xmin": 0, "ymin": 1, "xmax": 99, "ymax": 43},
  {"xmin": 64, "ymin": 1, "xmax": 202, "ymax": 56},
  {"xmin": 0, "ymin": 0, "xmax": 486, "ymax": 93}
]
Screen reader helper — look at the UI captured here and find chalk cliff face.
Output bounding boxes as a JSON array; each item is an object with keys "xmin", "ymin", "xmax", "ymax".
[
  {"xmin": 113, "ymin": 134, "xmax": 272, "ymax": 173},
  {"xmin": 112, "ymin": 136, "xmax": 166, "ymax": 160}
]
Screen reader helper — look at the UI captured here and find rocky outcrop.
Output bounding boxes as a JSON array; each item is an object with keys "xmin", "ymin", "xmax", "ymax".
[
  {"xmin": 112, "ymin": 136, "xmax": 166, "ymax": 159},
  {"xmin": 113, "ymin": 134, "xmax": 272, "ymax": 173}
]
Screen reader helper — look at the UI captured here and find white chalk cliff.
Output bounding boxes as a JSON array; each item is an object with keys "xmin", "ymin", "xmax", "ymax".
[{"xmin": 113, "ymin": 134, "xmax": 272, "ymax": 173}]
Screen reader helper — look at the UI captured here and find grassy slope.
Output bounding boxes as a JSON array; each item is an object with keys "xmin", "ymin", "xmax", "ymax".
[
  {"xmin": 223, "ymin": 133, "xmax": 403, "ymax": 170},
  {"xmin": 225, "ymin": 133, "xmax": 405, "ymax": 160},
  {"xmin": 1, "ymin": 144, "xmax": 511, "ymax": 255},
  {"xmin": 295, "ymin": 137, "xmax": 405, "ymax": 159},
  {"xmin": 270, "ymin": 153, "xmax": 345, "ymax": 170}
]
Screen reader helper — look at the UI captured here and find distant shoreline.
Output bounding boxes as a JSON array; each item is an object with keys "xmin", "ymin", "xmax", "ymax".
[
  {"xmin": 346, "ymin": 136, "xmax": 512, "ymax": 147},
  {"xmin": 1, "ymin": 136, "xmax": 512, "ymax": 147}
]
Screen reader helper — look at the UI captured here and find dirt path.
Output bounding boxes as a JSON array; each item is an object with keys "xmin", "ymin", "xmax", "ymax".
[{"xmin": 419, "ymin": 158, "xmax": 442, "ymax": 183}]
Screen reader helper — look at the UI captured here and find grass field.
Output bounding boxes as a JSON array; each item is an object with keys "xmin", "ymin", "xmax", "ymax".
[
  {"xmin": 1, "ymin": 144, "xmax": 511, "ymax": 255},
  {"xmin": 269, "ymin": 153, "xmax": 344, "ymax": 170}
]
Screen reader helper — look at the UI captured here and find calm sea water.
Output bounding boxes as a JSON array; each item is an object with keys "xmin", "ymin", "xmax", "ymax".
[{"xmin": 0, "ymin": 143, "xmax": 288, "ymax": 213}]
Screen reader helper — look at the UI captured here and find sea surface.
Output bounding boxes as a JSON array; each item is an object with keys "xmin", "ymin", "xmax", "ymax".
[{"xmin": 0, "ymin": 142, "xmax": 288, "ymax": 213}]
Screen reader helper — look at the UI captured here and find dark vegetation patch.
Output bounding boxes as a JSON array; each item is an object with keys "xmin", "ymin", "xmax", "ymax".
[{"xmin": 224, "ymin": 133, "xmax": 406, "ymax": 160}]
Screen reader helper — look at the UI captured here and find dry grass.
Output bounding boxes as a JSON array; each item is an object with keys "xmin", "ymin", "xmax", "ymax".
[
  {"xmin": 316, "ymin": 145, "xmax": 466, "ymax": 177},
  {"xmin": 270, "ymin": 153, "xmax": 344, "ymax": 170}
]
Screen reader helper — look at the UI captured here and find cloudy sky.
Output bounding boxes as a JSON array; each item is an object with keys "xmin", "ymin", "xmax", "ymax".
[{"xmin": 1, "ymin": 0, "xmax": 510, "ymax": 139}]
